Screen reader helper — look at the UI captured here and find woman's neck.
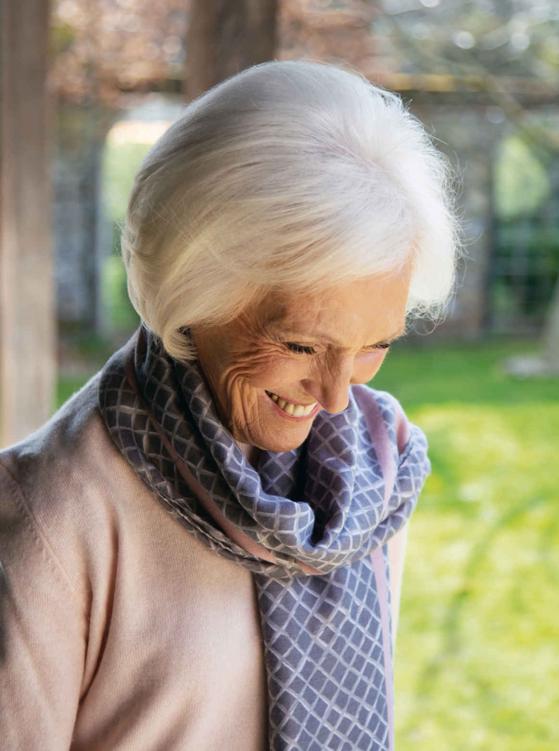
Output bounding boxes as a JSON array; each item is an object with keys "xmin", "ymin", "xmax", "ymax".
[{"xmin": 236, "ymin": 441, "xmax": 260, "ymax": 466}]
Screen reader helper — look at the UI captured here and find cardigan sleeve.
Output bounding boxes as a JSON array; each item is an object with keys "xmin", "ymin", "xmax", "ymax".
[{"xmin": 0, "ymin": 461, "xmax": 85, "ymax": 750}]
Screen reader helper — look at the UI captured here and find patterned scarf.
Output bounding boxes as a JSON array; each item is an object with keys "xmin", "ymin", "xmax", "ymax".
[{"xmin": 97, "ymin": 323, "xmax": 431, "ymax": 751}]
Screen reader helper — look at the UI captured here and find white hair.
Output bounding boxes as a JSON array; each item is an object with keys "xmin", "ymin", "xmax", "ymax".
[{"xmin": 122, "ymin": 58, "xmax": 461, "ymax": 361}]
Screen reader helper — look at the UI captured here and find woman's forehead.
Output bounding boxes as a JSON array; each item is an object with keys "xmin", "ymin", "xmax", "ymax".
[{"xmin": 249, "ymin": 272, "xmax": 411, "ymax": 341}]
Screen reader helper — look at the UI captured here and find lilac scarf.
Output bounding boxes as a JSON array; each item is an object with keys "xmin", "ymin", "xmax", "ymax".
[{"xmin": 98, "ymin": 324, "xmax": 430, "ymax": 750}]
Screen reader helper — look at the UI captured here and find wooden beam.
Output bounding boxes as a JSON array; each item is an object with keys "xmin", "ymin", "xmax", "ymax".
[{"xmin": 0, "ymin": 0, "xmax": 55, "ymax": 446}]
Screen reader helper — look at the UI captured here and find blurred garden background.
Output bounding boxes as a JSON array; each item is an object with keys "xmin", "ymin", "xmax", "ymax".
[{"xmin": 2, "ymin": 0, "xmax": 558, "ymax": 748}]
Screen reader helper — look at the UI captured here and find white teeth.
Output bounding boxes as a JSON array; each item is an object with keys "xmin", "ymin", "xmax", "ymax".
[{"xmin": 267, "ymin": 391, "xmax": 317, "ymax": 417}]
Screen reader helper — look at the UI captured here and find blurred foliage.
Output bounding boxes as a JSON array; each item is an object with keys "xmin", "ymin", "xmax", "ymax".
[
  {"xmin": 100, "ymin": 137, "xmax": 151, "ymax": 331},
  {"xmin": 102, "ymin": 140, "xmax": 151, "ymax": 222},
  {"xmin": 377, "ymin": 0, "xmax": 559, "ymax": 85},
  {"xmin": 50, "ymin": 0, "xmax": 189, "ymax": 103},
  {"xmin": 493, "ymin": 223, "xmax": 559, "ymax": 318},
  {"xmin": 494, "ymin": 135, "xmax": 550, "ymax": 219},
  {"xmin": 492, "ymin": 132, "xmax": 559, "ymax": 323},
  {"xmin": 50, "ymin": 20, "xmax": 75, "ymax": 57},
  {"xmin": 373, "ymin": 338, "xmax": 559, "ymax": 751},
  {"xmin": 101, "ymin": 254, "xmax": 140, "ymax": 332}
]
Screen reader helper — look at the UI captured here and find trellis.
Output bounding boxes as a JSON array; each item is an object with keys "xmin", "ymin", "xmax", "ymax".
[{"xmin": 488, "ymin": 158, "xmax": 559, "ymax": 333}]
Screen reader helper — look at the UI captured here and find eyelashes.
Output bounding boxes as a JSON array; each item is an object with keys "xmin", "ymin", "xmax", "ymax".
[
  {"xmin": 373, "ymin": 342, "xmax": 392, "ymax": 350},
  {"xmin": 284, "ymin": 341, "xmax": 393, "ymax": 356},
  {"xmin": 285, "ymin": 342, "xmax": 317, "ymax": 355}
]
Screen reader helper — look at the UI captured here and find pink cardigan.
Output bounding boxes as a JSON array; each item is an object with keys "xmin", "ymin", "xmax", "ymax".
[{"xmin": 0, "ymin": 374, "xmax": 408, "ymax": 750}]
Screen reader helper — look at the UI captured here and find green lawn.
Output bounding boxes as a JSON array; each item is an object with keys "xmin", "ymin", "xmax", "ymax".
[
  {"xmin": 58, "ymin": 336, "xmax": 558, "ymax": 749},
  {"xmin": 373, "ymin": 339, "xmax": 559, "ymax": 751}
]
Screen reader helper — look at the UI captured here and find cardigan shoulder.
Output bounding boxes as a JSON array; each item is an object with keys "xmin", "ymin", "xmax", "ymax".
[
  {"xmin": 0, "ymin": 369, "xmax": 268, "ymax": 750},
  {"xmin": 0, "ymin": 370, "xmax": 141, "ymax": 613},
  {"xmin": 0, "ymin": 370, "xmax": 113, "ymax": 493}
]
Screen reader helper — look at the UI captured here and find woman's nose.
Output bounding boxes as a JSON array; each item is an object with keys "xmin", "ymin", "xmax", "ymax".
[
  {"xmin": 304, "ymin": 356, "xmax": 355, "ymax": 414},
  {"xmin": 302, "ymin": 349, "xmax": 388, "ymax": 414}
]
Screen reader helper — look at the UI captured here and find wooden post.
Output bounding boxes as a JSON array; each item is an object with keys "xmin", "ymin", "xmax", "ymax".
[
  {"xmin": 0, "ymin": 0, "xmax": 55, "ymax": 446},
  {"xmin": 185, "ymin": 0, "xmax": 278, "ymax": 100}
]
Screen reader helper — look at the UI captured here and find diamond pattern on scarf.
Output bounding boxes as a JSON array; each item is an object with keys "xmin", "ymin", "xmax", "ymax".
[
  {"xmin": 97, "ymin": 325, "xmax": 431, "ymax": 750},
  {"xmin": 256, "ymin": 559, "xmax": 390, "ymax": 750}
]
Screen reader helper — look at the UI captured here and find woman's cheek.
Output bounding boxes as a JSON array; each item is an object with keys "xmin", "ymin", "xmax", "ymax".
[
  {"xmin": 354, "ymin": 350, "xmax": 388, "ymax": 383},
  {"xmin": 246, "ymin": 353, "xmax": 306, "ymax": 389}
]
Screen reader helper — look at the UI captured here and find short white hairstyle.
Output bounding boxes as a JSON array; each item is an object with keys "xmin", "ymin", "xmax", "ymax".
[{"xmin": 122, "ymin": 58, "xmax": 461, "ymax": 361}]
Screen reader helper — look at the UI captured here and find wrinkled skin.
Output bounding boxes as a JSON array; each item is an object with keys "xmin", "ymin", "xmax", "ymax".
[{"xmin": 190, "ymin": 263, "xmax": 412, "ymax": 460}]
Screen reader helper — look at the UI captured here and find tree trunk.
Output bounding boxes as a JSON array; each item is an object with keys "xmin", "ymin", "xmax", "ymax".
[
  {"xmin": 0, "ymin": 0, "xmax": 56, "ymax": 445},
  {"xmin": 185, "ymin": 0, "xmax": 278, "ymax": 100}
]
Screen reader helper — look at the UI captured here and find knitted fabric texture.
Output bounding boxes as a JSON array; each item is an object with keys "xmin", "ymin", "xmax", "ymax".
[{"xmin": 97, "ymin": 324, "xmax": 431, "ymax": 751}]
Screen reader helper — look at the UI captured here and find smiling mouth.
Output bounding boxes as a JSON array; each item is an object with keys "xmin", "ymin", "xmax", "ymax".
[{"xmin": 265, "ymin": 390, "xmax": 318, "ymax": 417}]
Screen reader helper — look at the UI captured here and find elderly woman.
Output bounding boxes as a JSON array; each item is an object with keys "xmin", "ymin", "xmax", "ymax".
[{"xmin": 0, "ymin": 60, "xmax": 458, "ymax": 750}]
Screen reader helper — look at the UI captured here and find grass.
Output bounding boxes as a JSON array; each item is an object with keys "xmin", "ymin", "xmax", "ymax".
[
  {"xmin": 373, "ymin": 338, "xmax": 559, "ymax": 751},
  {"xmin": 57, "ymin": 336, "xmax": 559, "ymax": 749}
]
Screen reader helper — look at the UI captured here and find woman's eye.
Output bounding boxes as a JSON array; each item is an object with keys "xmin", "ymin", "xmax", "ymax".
[
  {"xmin": 285, "ymin": 342, "xmax": 316, "ymax": 355},
  {"xmin": 362, "ymin": 342, "xmax": 392, "ymax": 353}
]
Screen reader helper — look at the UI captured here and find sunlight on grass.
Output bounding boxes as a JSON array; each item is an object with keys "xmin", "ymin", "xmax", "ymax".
[{"xmin": 373, "ymin": 342, "xmax": 559, "ymax": 751}]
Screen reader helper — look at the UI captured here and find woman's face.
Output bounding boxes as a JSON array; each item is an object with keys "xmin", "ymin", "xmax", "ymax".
[{"xmin": 190, "ymin": 264, "xmax": 412, "ymax": 453}]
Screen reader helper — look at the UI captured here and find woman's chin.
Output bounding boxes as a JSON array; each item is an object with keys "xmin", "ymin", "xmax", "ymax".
[{"xmin": 237, "ymin": 423, "xmax": 311, "ymax": 454}]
